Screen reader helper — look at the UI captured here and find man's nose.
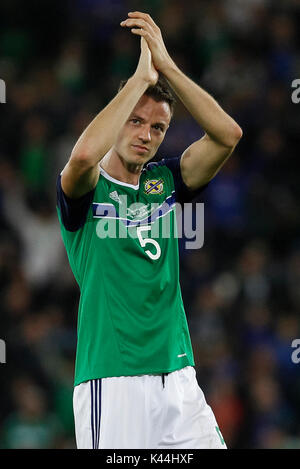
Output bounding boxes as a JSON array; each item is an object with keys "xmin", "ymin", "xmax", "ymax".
[{"xmin": 138, "ymin": 125, "xmax": 151, "ymax": 143}]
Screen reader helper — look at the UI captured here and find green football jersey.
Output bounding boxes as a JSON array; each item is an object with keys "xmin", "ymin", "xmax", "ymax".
[{"xmin": 56, "ymin": 158, "xmax": 203, "ymax": 386}]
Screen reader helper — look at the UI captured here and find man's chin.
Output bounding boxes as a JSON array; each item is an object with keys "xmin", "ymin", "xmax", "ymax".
[
  {"xmin": 129, "ymin": 151, "xmax": 152, "ymax": 165},
  {"xmin": 118, "ymin": 148, "xmax": 153, "ymax": 168}
]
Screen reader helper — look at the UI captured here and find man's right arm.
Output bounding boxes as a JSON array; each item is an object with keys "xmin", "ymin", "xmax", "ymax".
[{"xmin": 61, "ymin": 38, "xmax": 158, "ymax": 199}]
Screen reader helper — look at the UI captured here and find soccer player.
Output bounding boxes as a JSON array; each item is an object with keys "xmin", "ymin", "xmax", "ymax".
[{"xmin": 56, "ymin": 12, "xmax": 242, "ymax": 449}]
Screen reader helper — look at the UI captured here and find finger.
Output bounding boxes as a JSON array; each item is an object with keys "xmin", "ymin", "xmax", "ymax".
[
  {"xmin": 130, "ymin": 28, "xmax": 155, "ymax": 48},
  {"xmin": 121, "ymin": 20, "xmax": 155, "ymax": 43},
  {"xmin": 140, "ymin": 36, "xmax": 148, "ymax": 47},
  {"xmin": 120, "ymin": 18, "xmax": 154, "ymax": 35},
  {"xmin": 130, "ymin": 28, "xmax": 149, "ymax": 39},
  {"xmin": 128, "ymin": 11, "xmax": 159, "ymax": 31},
  {"xmin": 140, "ymin": 36, "xmax": 150, "ymax": 52}
]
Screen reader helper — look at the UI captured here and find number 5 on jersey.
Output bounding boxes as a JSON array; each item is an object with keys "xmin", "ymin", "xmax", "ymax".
[{"xmin": 137, "ymin": 226, "xmax": 161, "ymax": 260}]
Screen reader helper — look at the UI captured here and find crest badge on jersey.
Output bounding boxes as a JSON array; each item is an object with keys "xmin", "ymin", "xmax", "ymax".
[{"xmin": 144, "ymin": 178, "xmax": 164, "ymax": 195}]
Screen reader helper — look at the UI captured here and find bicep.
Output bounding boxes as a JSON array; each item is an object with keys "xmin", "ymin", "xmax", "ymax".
[
  {"xmin": 180, "ymin": 134, "xmax": 235, "ymax": 190},
  {"xmin": 61, "ymin": 157, "xmax": 100, "ymax": 199}
]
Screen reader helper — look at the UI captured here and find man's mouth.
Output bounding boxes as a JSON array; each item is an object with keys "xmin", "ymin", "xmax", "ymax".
[{"xmin": 132, "ymin": 144, "xmax": 149, "ymax": 153}]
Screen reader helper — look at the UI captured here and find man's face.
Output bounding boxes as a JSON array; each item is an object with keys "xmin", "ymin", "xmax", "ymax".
[{"xmin": 114, "ymin": 95, "xmax": 172, "ymax": 167}]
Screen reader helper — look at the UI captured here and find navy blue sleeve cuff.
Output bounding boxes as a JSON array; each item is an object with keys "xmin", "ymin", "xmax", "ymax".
[{"xmin": 56, "ymin": 175, "xmax": 95, "ymax": 231}]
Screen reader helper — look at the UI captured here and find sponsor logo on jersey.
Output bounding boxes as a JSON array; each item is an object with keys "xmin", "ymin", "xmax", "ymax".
[{"xmin": 144, "ymin": 179, "xmax": 164, "ymax": 195}]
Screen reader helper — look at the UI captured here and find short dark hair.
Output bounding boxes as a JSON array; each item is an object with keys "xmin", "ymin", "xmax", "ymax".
[{"xmin": 118, "ymin": 74, "xmax": 176, "ymax": 117}]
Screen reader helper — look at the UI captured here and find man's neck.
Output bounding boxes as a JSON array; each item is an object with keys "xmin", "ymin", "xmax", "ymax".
[{"xmin": 100, "ymin": 149, "xmax": 143, "ymax": 186}]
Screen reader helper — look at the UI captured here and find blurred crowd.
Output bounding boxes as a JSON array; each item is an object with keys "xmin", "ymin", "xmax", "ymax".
[{"xmin": 0, "ymin": 0, "xmax": 300, "ymax": 449}]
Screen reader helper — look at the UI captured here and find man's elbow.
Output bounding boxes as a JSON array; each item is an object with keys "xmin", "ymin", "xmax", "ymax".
[
  {"xmin": 70, "ymin": 149, "xmax": 96, "ymax": 171},
  {"xmin": 225, "ymin": 124, "xmax": 243, "ymax": 148},
  {"xmin": 233, "ymin": 124, "xmax": 243, "ymax": 142}
]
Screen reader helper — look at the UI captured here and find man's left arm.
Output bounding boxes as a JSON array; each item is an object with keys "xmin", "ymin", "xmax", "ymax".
[
  {"xmin": 161, "ymin": 65, "xmax": 243, "ymax": 190},
  {"xmin": 121, "ymin": 11, "xmax": 243, "ymax": 190}
]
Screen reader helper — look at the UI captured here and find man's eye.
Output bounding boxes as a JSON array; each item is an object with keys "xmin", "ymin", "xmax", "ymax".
[
  {"xmin": 132, "ymin": 119, "xmax": 140, "ymax": 124},
  {"xmin": 153, "ymin": 125, "xmax": 163, "ymax": 131}
]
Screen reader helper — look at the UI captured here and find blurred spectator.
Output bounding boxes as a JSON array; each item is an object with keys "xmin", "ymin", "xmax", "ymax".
[
  {"xmin": 208, "ymin": 375, "xmax": 244, "ymax": 448},
  {"xmin": 0, "ymin": 162, "xmax": 65, "ymax": 287},
  {"xmin": 235, "ymin": 240, "xmax": 271, "ymax": 305},
  {"xmin": 19, "ymin": 113, "xmax": 50, "ymax": 193},
  {"xmin": 0, "ymin": 377, "xmax": 64, "ymax": 449},
  {"xmin": 205, "ymin": 156, "xmax": 249, "ymax": 235},
  {"xmin": 56, "ymin": 38, "xmax": 87, "ymax": 93},
  {"xmin": 247, "ymin": 375, "xmax": 294, "ymax": 448}
]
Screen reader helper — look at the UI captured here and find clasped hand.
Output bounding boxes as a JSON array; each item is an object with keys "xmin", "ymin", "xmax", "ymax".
[{"xmin": 120, "ymin": 11, "xmax": 174, "ymax": 78}]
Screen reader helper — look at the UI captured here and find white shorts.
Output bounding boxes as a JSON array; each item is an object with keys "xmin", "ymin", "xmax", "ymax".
[{"xmin": 73, "ymin": 366, "xmax": 226, "ymax": 449}]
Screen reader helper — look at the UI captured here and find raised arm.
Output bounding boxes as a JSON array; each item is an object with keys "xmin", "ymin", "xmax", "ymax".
[
  {"xmin": 163, "ymin": 65, "xmax": 243, "ymax": 190},
  {"xmin": 121, "ymin": 11, "xmax": 243, "ymax": 190},
  {"xmin": 61, "ymin": 37, "xmax": 158, "ymax": 198}
]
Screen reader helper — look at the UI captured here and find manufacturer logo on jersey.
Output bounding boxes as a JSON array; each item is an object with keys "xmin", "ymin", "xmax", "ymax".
[
  {"xmin": 109, "ymin": 190, "xmax": 122, "ymax": 204},
  {"xmin": 144, "ymin": 179, "xmax": 164, "ymax": 195}
]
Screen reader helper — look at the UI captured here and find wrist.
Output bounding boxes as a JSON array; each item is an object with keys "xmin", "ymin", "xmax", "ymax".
[
  {"xmin": 159, "ymin": 57, "xmax": 179, "ymax": 77},
  {"xmin": 130, "ymin": 73, "xmax": 154, "ymax": 89}
]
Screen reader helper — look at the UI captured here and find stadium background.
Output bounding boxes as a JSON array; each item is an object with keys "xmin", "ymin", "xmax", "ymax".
[{"xmin": 0, "ymin": 0, "xmax": 300, "ymax": 449}]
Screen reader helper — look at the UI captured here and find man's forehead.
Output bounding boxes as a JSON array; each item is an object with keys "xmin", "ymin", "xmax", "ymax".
[{"xmin": 131, "ymin": 95, "xmax": 171, "ymax": 123}]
